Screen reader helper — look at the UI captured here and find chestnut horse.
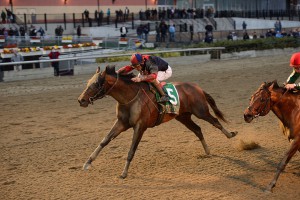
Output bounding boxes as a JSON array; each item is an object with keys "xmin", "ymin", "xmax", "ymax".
[
  {"xmin": 78, "ymin": 65, "xmax": 237, "ymax": 178},
  {"xmin": 244, "ymin": 80, "xmax": 300, "ymax": 192}
]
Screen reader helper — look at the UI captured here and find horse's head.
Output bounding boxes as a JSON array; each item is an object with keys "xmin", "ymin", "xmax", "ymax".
[
  {"xmin": 78, "ymin": 66, "xmax": 107, "ymax": 107},
  {"xmin": 244, "ymin": 81, "xmax": 279, "ymax": 123}
]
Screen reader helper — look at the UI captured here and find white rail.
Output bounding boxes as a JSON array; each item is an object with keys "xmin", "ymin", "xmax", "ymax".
[{"xmin": 0, "ymin": 47, "xmax": 225, "ymax": 66}]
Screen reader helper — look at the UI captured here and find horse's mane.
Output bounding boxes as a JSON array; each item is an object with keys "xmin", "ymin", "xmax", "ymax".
[
  {"xmin": 105, "ymin": 65, "xmax": 136, "ymax": 82},
  {"xmin": 264, "ymin": 80, "xmax": 299, "ymax": 95}
]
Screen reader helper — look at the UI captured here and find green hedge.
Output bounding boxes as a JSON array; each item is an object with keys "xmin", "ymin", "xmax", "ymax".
[{"xmin": 190, "ymin": 37, "xmax": 300, "ymax": 53}]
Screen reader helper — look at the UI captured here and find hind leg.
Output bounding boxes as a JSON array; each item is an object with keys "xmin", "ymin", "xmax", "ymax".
[
  {"xmin": 176, "ymin": 114, "xmax": 210, "ymax": 155},
  {"xmin": 194, "ymin": 111, "xmax": 237, "ymax": 139}
]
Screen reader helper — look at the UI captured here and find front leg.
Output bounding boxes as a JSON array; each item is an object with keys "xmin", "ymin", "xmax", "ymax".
[
  {"xmin": 120, "ymin": 124, "xmax": 147, "ymax": 179},
  {"xmin": 265, "ymin": 137, "xmax": 300, "ymax": 192},
  {"xmin": 83, "ymin": 119, "xmax": 130, "ymax": 170}
]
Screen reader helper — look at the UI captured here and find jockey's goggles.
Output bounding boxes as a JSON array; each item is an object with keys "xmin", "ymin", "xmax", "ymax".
[
  {"xmin": 295, "ymin": 67, "xmax": 300, "ymax": 70},
  {"xmin": 131, "ymin": 63, "xmax": 141, "ymax": 68}
]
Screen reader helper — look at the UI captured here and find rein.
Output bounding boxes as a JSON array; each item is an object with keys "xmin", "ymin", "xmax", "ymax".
[{"xmin": 118, "ymin": 88, "xmax": 141, "ymax": 105}]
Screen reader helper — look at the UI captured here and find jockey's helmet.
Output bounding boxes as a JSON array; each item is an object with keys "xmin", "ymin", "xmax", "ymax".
[
  {"xmin": 290, "ymin": 52, "xmax": 300, "ymax": 67},
  {"xmin": 130, "ymin": 53, "xmax": 143, "ymax": 66}
]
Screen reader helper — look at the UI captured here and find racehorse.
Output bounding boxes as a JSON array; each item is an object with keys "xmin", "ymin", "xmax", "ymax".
[
  {"xmin": 244, "ymin": 80, "xmax": 300, "ymax": 192},
  {"xmin": 78, "ymin": 65, "xmax": 237, "ymax": 178}
]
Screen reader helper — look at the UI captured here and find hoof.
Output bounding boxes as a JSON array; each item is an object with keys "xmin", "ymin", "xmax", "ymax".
[
  {"xmin": 230, "ymin": 131, "xmax": 238, "ymax": 138},
  {"xmin": 119, "ymin": 174, "xmax": 127, "ymax": 179},
  {"xmin": 263, "ymin": 188, "xmax": 273, "ymax": 193},
  {"xmin": 83, "ymin": 162, "xmax": 91, "ymax": 171}
]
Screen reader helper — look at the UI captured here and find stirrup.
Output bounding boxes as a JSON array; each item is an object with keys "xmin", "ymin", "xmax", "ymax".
[{"xmin": 158, "ymin": 95, "xmax": 169, "ymax": 103}]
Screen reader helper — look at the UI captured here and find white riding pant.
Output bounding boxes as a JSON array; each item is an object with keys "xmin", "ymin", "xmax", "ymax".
[{"xmin": 139, "ymin": 65, "xmax": 172, "ymax": 82}]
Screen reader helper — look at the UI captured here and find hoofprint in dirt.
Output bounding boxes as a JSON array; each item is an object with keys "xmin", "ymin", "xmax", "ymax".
[{"xmin": 0, "ymin": 55, "xmax": 299, "ymax": 200}]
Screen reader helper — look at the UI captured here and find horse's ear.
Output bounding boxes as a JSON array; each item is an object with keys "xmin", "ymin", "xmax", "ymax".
[
  {"xmin": 96, "ymin": 66, "xmax": 101, "ymax": 73},
  {"xmin": 272, "ymin": 80, "xmax": 279, "ymax": 88},
  {"xmin": 270, "ymin": 80, "xmax": 279, "ymax": 90}
]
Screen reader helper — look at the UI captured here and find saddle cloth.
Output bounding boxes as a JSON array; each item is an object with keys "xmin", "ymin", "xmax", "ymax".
[{"xmin": 155, "ymin": 83, "xmax": 180, "ymax": 115}]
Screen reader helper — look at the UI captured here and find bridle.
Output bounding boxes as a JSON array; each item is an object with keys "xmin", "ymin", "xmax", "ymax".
[
  {"xmin": 87, "ymin": 72, "xmax": 142, "ymax": 105},
  {"xmin": 248, "ymin": 84, "xmax": 288, "ymax": 118},
  {"xmin": 247, "ymin": 86, "xmax": 272, "ymax": 118},
  {"xmin": 88, "ymin": 72, "xmax": 119, "ymax": 104}
]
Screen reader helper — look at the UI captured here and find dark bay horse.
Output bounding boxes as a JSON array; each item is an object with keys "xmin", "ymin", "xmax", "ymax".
[
  {"xmin": 244, "ymin": 80, "xmax": 300, "ymax": 192},
  {"xmin": 78, "ymin": 65, "xmax": 237, "ymax": 178}
]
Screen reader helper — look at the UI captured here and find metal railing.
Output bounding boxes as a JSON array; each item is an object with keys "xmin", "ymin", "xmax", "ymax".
[{"xmin": 0, "ymin": 47, "xmax": 225, "ymax": 67}]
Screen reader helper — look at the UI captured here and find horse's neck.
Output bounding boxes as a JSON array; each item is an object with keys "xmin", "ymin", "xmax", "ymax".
[
  {"xmin": 109, "ymin": 81, "xmax": 143, "ymax": 104},
  {"xmin": 271, "ymin": 89, "xmax": 295, "ymax": 126}
]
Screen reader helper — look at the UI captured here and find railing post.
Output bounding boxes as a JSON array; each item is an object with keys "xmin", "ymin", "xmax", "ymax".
[
  {"xmin": 44, "ymin": 13, "xmax": 47, "ymax": 31},
  {"xmin": 82, "ymin": 13, "xmax": 85, "ymax": 27},
  {"xmin": 63, "ymin": 13, "xmax": 67, "ymax": 30},
  {"xmin": 131, "ymin": 13, "xmax": 134, "ymax": 30},
  {"xmin": 107, "ymin": 16, "xmax": 109, "ymax": 25},
  {"xmin": 73, "ymin": 13, "xmax": 76, "ymax": 29},
  {"xmin": 24, "ymin": 14, "xmax": 27, "ymax": 32}
]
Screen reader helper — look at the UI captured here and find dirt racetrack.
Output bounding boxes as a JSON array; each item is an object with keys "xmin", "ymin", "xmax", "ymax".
[{"xmin": 1, "ymin": 54, "xmax": 300, "ymax": 200}]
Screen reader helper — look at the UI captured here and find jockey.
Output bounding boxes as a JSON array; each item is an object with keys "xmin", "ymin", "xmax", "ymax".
[
  {"xmin": 285, "ymin": 52, "xmax": 300, "ymax": 90},
  {"xmin": 117, "ymin": 53, "xmax": 172, "ymax": 103}
]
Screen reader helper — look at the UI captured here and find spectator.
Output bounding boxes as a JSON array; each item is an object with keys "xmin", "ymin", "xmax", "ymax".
[
  {"xmin": 143, "ymin": 24, "xmax": 149, "ymax": 42},
  {"xmin": 55, "ymin": 25, "xmax": 63, "ymax": 37},
  {"xmin": 48, "ymin": 47, "xmax": 60, "ymax": 76},
  {"xmin": 155, "ymin": 22, "xmax": 161, "ymax": 42},
  {"xmin": 252, "ymin": 32, "xmax": 257, "ymax": 39},
  {"xmin": 242, "ymin": 21, "xmax": 247, "ymax": 30},
  {"xmin": 84, "ymin": 9, "xmax": 89, "ymax": 22},
  {"xmin": 204, "ymin": 31, "xmax": 213, "ymax": 43},
  {"xmin": 5, "ymin": 8, "xmax": 13, "ymax": 23},
  {"xmin": 136, "ymin": 25, "xmax": 143, "ymax": 40},
  {"xmin": 190, "ymin": 24, "xmax": 194, "ymax": 41},
  {"xmin": 275, "ymin": 31, "xmax": 283, "ymax": 38},
  {"xmin": 232, "ymin": 32, "xmax": 238, "ymax": 40},
  {"xmin": 94, "ymin": 10, "xmax": 98, "ymax": 22},
  {"xmin": 107, "ymin": 8, "xmax": 111, "ymax": 18},
  {"xmin": 169, "ymin": 24, "xmax": 175, "ymax": 42},
  {"xmin": 29, "ymin": 26, "xmax": 37, "ymax": 36},
  {"xmin": 14, "ymin": 27, "xmax": 19, "ymax": 36},
  {"xmin": 160, "ymin": 21, "xmax": 168, "ymax": 42},
  {"xmin": 77, "ymin": 25, "xmax": 81, "ymax": 37},
  {"xmin": 243, "ymin": 31, "xmax": 250, "ymax": 40},
  {"xmin": 19, "ymin": 26, "xmax": 26, "ymax": 38},
  {"xmin": 1, "ymin": 10, "xmax": 6, "ymax": 23},
  {"xmin": 11, "ymin": 50, "xmax": 23, "ymax": 71},
  {"xmin": 120, "ymin": 24, "xmax": 128, "ymax": 38},
  {"xmin": 37, "ymin": 27, "xmax": 45, "ymax": 37},
  {"xmin": 274, "ymin": 20, "xmax": 282, "ymax": 33},
  {"xmin": 99, "ymin": 10, "xmax": 103, "ymax": 25},
  {"xmin": 124, "ymin": 7, "xmax": 130, "ymax": 20},
  {"xmin": 227, "ymin": 32, "xmax": 233, "ymax": 40},
  {"xmin": 281, "ymin": 30, "xmax": 288, "ymax": 37},
  {"xmin": 265, "ymin": 29, "xmax": 273, "ymax": 38},
  {"xmin": 205, "ymin": 24, "xmax": 213, "ymax": 33},
  {"xmin": 8, "ymin": 27, "xmax": 14, "ymax": 36}
]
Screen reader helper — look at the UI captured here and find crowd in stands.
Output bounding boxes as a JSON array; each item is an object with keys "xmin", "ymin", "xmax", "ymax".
[
  {"xmin": 1, "ymin": 6, "xmax": 300, "ymax": 45},
  {"xmin": 0, "ymin": 25, "xmax": 46, "ymax": 38},
  {"xmin": 139, "ymin": 7, "xmax": 215, "ymax": 21}
]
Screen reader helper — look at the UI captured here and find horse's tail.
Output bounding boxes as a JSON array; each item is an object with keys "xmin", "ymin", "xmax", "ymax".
[{"xmin": 204, "ymin": 91, "xmax": 228, "ymax": 123}]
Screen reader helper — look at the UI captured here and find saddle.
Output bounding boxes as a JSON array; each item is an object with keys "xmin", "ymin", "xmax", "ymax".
[{"xmin": 148, "ymin": 82, "xmax": 180, "ymax": 126}]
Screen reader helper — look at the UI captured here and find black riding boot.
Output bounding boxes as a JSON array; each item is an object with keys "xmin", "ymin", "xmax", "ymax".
[{"xmin": 152, "ymin": 80, "xmax": 169, "ymax": 103}]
